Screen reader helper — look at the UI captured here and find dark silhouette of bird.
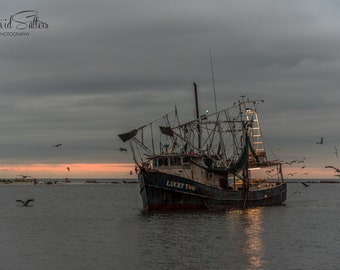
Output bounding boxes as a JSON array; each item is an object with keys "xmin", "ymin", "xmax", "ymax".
[
  {"xmin": 325, "ymin": 165, "xmax": 340, "ymax": 172},
  {"xmin": 316, "ymin": 137, "xmax": 323, "ymax": 144},
  {"xmin": 334, "ymin": 147, "xmax": 338, "ymax": 158},
  {"xmin": 301, "ymin": 182, "xmax": 309, "ymax": 187},
  {"xmin": 53, "ymin": 144, "xmax": 62, "ymax": 147},
  {"xmin": 296, "ymin": 157, "xmax": 307, "ymax": 163},
  {"xmin": 16, "ymin": 199, "xmax": 34, "ymax": 207},
  {"xmin": 285, "ymin": 159, "xmax": 302, "ymax": 165},
  {"xmin": 18, "ymin": 175, "xmax": 30, "ymax": 178},
  {"xmin": 117, "ymin": 147, "xmax": 128, "ymax": 152},
  {"xmin": 285, "ymin": 160, "xmax": 296, "ymax": 165}
]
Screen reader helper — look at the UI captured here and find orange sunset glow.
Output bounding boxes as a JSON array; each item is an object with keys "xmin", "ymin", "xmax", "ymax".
[
  {"xmin": 0, "ymin": 163, "xmax": 136, "ymax": 179},
  {"xmin": 0, "ymin": 163, "xmax": 336, "ymax": 180}
]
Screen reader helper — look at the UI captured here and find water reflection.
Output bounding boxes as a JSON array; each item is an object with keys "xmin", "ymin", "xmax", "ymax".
[{"xmin": 228, "ymin": 208, "xmax": 265, "ymax": 270}]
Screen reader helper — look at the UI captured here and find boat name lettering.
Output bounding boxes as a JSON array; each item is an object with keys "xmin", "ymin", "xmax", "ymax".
[{"xmin": 166, "ymin": 180, "xmax": 196, "ymax": 191}]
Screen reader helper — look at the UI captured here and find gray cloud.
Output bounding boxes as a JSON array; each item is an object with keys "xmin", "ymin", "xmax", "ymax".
[{"xmin": 1, "ymin": 0, "xmax": 340, "ymax": 176}]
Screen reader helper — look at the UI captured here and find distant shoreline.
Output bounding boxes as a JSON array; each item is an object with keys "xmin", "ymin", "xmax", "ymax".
[
  {"xmin": 285, "ymin": 180, "xmax": 340, "ymax": 184},
  {"xmin": 0, "ymin": 178, "xmax": 139, "ymax": 185},
  {"xmin": 1, "ymin": 178, "xmax": 339, "ymax": 185}
]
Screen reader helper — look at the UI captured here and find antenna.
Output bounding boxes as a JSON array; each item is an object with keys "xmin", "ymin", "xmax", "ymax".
[{"xmin": 210, "ymin": 48, "xmax": 218, "ymax": 114}]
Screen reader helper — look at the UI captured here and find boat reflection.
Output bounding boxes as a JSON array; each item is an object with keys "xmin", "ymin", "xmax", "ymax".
[{"xmin": 228, "ymin": 208, "xmax": 265, "ymax": 270}]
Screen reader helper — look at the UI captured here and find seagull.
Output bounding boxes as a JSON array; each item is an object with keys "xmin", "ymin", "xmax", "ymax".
[
  {"xmin": 53, "ymin": 144, "xmax": 62, "ymax": 147},
  {"xmin": 18, "ymin": 175, "xmax": 30, "ymax": 178},
  {"xmin": 334, "ymin": 147, "xmax": 338, "ymax": 158},
  {"xmin": 285, "ymin": 160, "xmax": 297, "ymax": 165},
  {"xmin": 117, "ymin": 147, "xmax": 128, "ymax": 152},
  {"xmin": 316, "ymin": 137, "xmax": 323, "ymax": 144},
  {"xmin": 325, "ymin": 165, "xmax": 340, "ymax": 172},
  {"xmin": 296, "ymin": 157, "xmax": 307, "ymax": 163},
  {"xmin": 16, "ymin": 199, "xmax": 34, "ymax": 207}
]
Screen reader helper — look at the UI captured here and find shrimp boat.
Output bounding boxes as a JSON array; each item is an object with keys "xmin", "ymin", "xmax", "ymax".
[{"xmin": 118, "ymin": 83, "xmax": 286, "ymax": 210}]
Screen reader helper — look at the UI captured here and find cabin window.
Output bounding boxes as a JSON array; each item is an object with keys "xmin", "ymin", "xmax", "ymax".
[
  {"xmin": 207, "ymin": 172, "xmax": 214, "ymax": 179},
  {"xmin": 183, "ymin": 157, "xmax": 190, "ymax": 164},
  {"xmin": 171, "ymin": 157, "xmax": 181, "ymax": 166},
  {"xmin": 158, "ymin": 157, "xmax": 169, "ymax": 166},
  {"xmin": 182, "ymin": 157, "xmax": 191, "ymax": 169}
]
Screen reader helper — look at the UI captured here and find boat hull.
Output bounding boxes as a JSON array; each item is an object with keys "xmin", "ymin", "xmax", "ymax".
[{"xmin": 138, "ymin": 171, "xmax": 287, "ymax": 210}]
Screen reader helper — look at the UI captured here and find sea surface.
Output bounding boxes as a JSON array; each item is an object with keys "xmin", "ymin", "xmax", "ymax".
[{"xmin": 0, "ymin": 180, "xmax": 339, "ymax": 270}]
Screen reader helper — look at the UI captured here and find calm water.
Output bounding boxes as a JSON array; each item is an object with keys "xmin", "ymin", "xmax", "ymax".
[{"xmin": 0, "ymin": 181, "xmax": 339, "ymax": 270}]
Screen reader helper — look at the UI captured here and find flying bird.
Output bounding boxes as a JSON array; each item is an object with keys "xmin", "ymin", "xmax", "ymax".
[
  {"xmin": 18, "ymin": 175, "xmax": 31, "ymax": 178},
  {"xmin": 116, "ymin": 147, "xmax": 128, "ymax": 152},
  {"xmin": 315, "ymin": 137, "xmax": 323, "ymax": 144},
  {"xmin": 16, "ymin": 199, "xmax": 34, "ymax": 207},
  {"xmin": 325, "ymin": 165, "xmax": 340, "ymax": 172},
  {"xmin": 53, "ymin": 144, "xmax": 62, "ymax": 147},
  {"xmin": 296, "ymin": 157, "xmax": 307, "ymax": 163},
  {"xmin": 334, "ymin": 147, "xmax": 338, "ymax": 158},
  {"xmin": 284, "ymin": 160, "xmax": 297, "ymax": 165}
]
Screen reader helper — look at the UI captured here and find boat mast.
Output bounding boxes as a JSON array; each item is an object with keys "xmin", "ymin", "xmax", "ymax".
[{"xmin": 193, "ymin": 82, "xmax": 201, "ymax": 151}]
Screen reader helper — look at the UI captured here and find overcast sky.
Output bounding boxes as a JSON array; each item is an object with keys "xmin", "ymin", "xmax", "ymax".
[{"xmin": 1, "ymin": 0, "xmax": 340, "ymax": 178}]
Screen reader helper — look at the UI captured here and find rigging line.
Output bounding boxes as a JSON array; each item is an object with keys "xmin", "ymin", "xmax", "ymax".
[
  {"xmin": 136, "ymin": 109, "xmax": 177, "ymax": 131},
  {"xmin": 129, "ymin": 141, "xmax": 140, "ymax": 165},
  {"xmin": 263, "ymin": 137, "xmax": 279, "ymax": 161},
  {"xmin": 223, "ymin": 110, "xmax": 240, "ymax": 156},
  {"xmin": 163, "ymin": 112, "xmax": 177, "ymax": 148},
  {"xmin": 207, "ymin": 115, "xmax": 219, "ymax": 153}
]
